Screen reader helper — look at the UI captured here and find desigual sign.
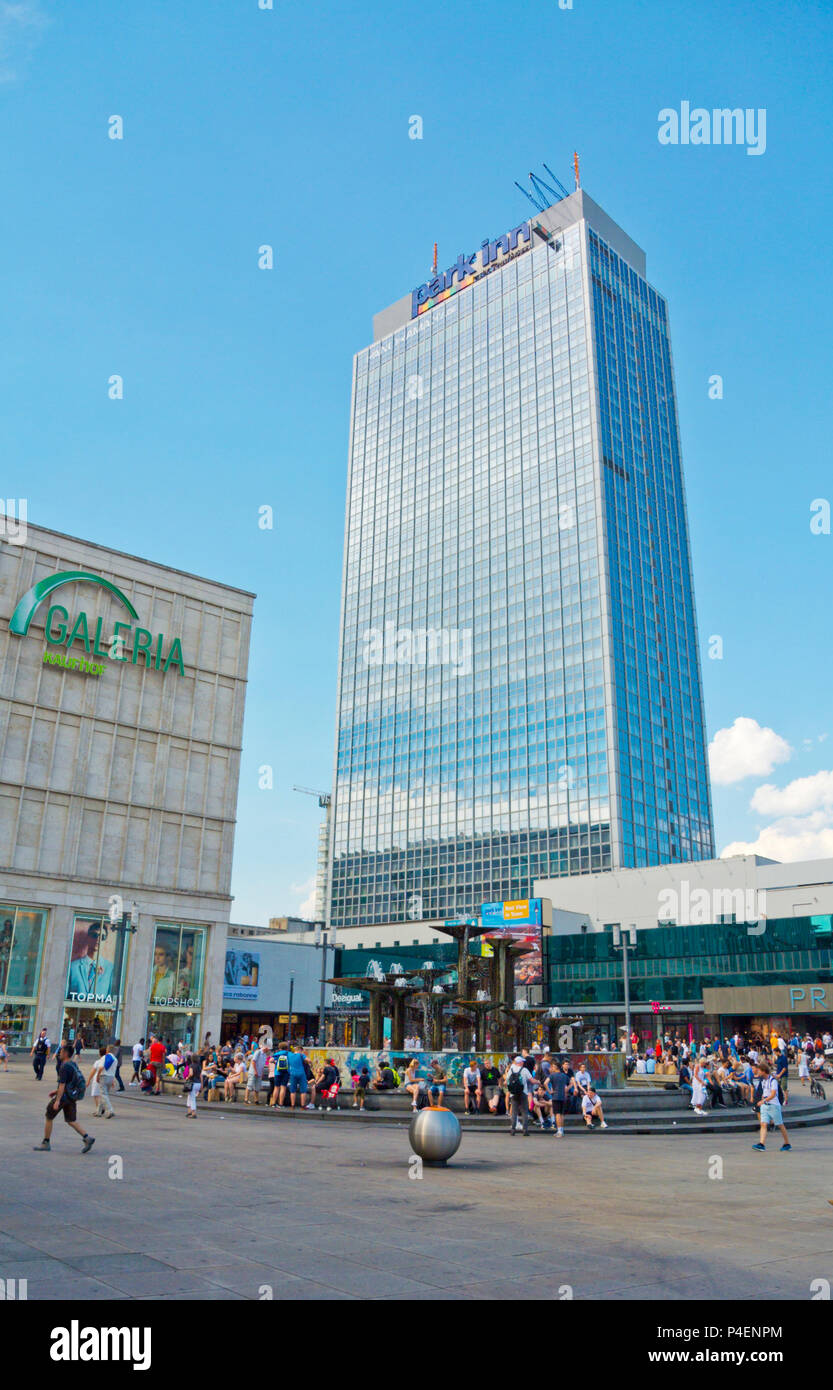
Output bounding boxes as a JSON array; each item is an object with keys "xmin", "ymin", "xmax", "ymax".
[{"xmin": 8, "ymin": 569, "xmax": 185, "ymax": 676}]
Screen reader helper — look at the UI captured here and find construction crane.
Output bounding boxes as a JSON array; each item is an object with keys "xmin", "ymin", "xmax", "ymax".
[
  {"xmin": 293, "ymin": 786, "xmax": 333, "ymax": 934},
  {"xmin": 293, "ymin": 784, "xmax": 331, "ymax": 809}
]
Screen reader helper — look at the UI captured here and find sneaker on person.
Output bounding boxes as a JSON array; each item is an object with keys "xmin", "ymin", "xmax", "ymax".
[
  {"xmin": 753, "ymin": 1142, "xmax": 766, "ymax": 1151},
  {"xmin": 600, "ymin": 1121, "xmax": 608, "ymax": 1129},
  {"xmin": 780, "ymin": 1143, "xmax": 792, "ymax": 1151}
]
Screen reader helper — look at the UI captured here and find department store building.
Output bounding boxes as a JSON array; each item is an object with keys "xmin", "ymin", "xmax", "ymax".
[{"xmin": 0, "ymin": 523, "xmax": 253, "ymax": 1050}]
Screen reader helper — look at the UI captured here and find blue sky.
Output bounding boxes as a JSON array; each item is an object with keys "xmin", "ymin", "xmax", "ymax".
[{"xmin": 3, "ymin": 0, "xmax": 832, "ymax": 923}]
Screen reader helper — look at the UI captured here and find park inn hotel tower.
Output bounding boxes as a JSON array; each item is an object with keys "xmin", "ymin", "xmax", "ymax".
[{"xmin": 328, "ymin": 187, "xmax": 714, "ymax": 933}]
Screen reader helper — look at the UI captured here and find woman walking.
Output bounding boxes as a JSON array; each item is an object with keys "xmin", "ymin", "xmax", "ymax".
[
  {"xmin": 88, "ymin": 1047, "xmax": 114, "ymax": 1117},
  {"xmin": 184, "ymin": 1059, "xmax": 201, "ymax": 1118}
]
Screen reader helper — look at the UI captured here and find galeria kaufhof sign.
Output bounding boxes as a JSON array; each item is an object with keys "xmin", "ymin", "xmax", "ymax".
[{"xmin": 8, "ymin": 569, "xmax": 186, "ymax": 677}]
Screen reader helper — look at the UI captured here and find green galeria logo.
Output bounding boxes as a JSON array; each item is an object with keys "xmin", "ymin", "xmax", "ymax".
[{"xmin": 9, "ymin": 569, "xmax": 185, "ymax": 676}]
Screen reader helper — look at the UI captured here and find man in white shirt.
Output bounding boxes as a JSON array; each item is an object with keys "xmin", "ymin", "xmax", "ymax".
[
  {"xmin": 504, "ymin": 1056, "xmax": 535, "ymax": 1136},
  {"xmin": 573, "ymin": 1065, "xmax": 591, "ymax": 1094},
  {"xmin": 462, "ymin": 1059, "xmax": 481, "ymax": 1116},
  {"xmin": 581, "ymin": 1085, "xmax": 608, "ymax": 1129},
  {"xmin": 130, "ymin": 1038, "xmax": 145, "ymax": 1085}
]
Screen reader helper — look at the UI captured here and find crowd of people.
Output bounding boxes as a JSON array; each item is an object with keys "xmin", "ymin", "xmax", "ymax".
[
  {"xmin": 625, "ymin": 1027, "xmax": 833, "ymax": 1151},
  {"xmin": 16, "ymin": 1020, "xmax": 833, "ymax": 1154}
]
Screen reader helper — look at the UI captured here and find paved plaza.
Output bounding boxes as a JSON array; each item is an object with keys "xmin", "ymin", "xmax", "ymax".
[{"xmin": 1, "ymin": 1064, "xmax": 832, "ymax": 1301}]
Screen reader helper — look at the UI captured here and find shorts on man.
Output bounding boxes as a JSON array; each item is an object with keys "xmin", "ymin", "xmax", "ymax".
[{"xmin": 45, "ymin": 1096, "xmax": 77, "ymax": 1124}]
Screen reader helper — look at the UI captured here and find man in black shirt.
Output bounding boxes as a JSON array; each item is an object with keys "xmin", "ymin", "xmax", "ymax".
[
  {"xmin": 480, "ymin": 1061, "xmax": 501, "ymax": 1111},
  {"xmin": 33, "ymin": 1042, "xmax": 95, "ymax": 1152},
  {"xmin": 30, "ymin": 1028, "xmax": 51, "ymax": 1080},
  {"xmin": 550, "ymin": 1063, "xmax": 573, "ymax": 1137}
]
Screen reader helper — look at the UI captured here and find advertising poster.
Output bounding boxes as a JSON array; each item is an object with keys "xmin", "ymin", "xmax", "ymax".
[
  {"xmin": 481, "ymin": 899, "xmax": 544, "ymax": 986},
  {"xmin": 66, "ymin": 914, "xmax": 123, "ymax": 1005},
  {"xmin": 150, "ymin": 925, "xmax": 205, "ymax": 1007},
  {"xmin": 223, "ymin": 947, "xmax": 260, "ymax": 1001}
]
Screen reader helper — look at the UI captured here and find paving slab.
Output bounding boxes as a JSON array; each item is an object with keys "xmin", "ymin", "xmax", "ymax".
[{"xmin": 2, "ymin": 1062, "xmax": 832, "ymax": 1301}]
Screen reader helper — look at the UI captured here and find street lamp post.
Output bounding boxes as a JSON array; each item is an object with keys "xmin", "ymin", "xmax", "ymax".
[
  {"xmin": 106, "ymin": 898, "xmax": 138, "ymax": 1044},
  {"xmin": 287, "ymin": 973, "xmax": 295, "ymax": 1044},
  {"xmin": 612, "ymin": 923, "xmax": 637, "ymax": 1053},
  {"xmin": 312, "ymin": 921, "xmax": 334, "ymax": 1046}
]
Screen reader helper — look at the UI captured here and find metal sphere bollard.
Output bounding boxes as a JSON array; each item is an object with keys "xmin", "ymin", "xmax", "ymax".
[{"xmin": 409, "ymin": 1106, "xmax": 461, "ymax": 1166}]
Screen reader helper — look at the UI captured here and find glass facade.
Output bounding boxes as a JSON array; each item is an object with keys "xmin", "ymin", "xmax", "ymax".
[
  {"xmin": 546, "ymin": 917, "xmax": 833, "ymax": 1008},
  {"xmin": 330, "ymin": 203, "xmax": 713, "ymax": 929},
  {"xmin": 148, "ymin": 923, "xmax": 205, "ymax": 1009},
  {"xmin": 588, "ymin": 232, "xmax": 712, "ymax": 866},
  {"xmin": 146, "ymin": 922, "xmax": 206, "ymax": 1046},
  {"xmin": 0, "ymin": 903, "xmax": 48, "ymax": 1045},
  {"xmin": 335, "ymin": 918, "xmax": 833, "ymax": 1034}
]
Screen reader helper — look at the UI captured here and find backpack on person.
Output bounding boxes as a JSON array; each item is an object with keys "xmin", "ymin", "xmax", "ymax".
[
  {"xmin": 507, "ymin": 1069, "xmax": 525, "ymax": 1098},
  {"xmin": 64, "ymin": 1061, "xmax": 87, "ymax": 1101}
]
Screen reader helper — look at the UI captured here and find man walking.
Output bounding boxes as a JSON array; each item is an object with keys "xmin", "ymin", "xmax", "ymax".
[
  {"xmin": 148, "ymin": 1033, "xmax": 166, "ymax": 1093},
  {"xmin": 505, "ymin": 1055, "xmax": 534, "ymax": 1136},
  {"xmin": 30, "ymin": 1028, "xmax": 51, "ymax": 1080},
  {"xmin": 33, "ymin": 1041, "xmax": 95, "ymax": 1152},
  {"xmin": 131, "ymin": 1037, "xmax": 145, "ymax": 1085},
  {"xmin": 752, "ymin": 1061, "xmax": 792, "ymax": 1152},
  {"xmin": 112, "ymin": 1038, "xmax": 126, "ymax": 1092}
]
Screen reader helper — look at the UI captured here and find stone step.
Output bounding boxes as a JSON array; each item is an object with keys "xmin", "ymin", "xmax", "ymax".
[{"xmin": 133, "ymin": 1088, "xmax": 833, "ymax": 1135}]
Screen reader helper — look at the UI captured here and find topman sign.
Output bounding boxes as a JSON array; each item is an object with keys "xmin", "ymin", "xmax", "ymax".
[
  {"xmin": 411, "ymin": 220, "xmax": 532, "ymax": 319},
  {"xmin": 8, "ymin": 569, "xmax": 186, "ymax": 676}
]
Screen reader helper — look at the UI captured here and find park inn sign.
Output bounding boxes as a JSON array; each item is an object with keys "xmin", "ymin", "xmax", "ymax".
[{"xmin": 8, "ymin": 568, "xmax": 186, "ymax": 676}]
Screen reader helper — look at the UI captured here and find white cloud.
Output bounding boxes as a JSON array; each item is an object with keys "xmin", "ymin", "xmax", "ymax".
[
  {"xmin": 0, "ymin": 1, "xmax": 47, "ymax": 83},
  {"xmin": 708, "ymin": 717, "xmax": 792, "ymax": 786},
  {"xmin": 721, "ymin": 811, "xmax": 833, "ymax": 863},
  {"xmin": 750, "ymin": 770, "xmax": 833, "ymax": 818},
  {"xmin": 291, "ymin": 876, "xmax": 317, "ymax": 919}
]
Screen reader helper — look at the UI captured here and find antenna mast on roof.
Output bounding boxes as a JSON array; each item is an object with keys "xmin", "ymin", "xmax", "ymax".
[
  {"xmin": 514, "ymin": 162, "xmax": 571, "ymax": 213},
  {"xmin": 573, "ymin": 151, "xmax": 581, "ymax": 190}
]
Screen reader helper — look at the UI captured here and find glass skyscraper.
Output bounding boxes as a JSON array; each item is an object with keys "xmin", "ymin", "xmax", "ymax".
[{"xmin": 328, "ymin": 189, "xmax": 713, "ymax": 930}]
